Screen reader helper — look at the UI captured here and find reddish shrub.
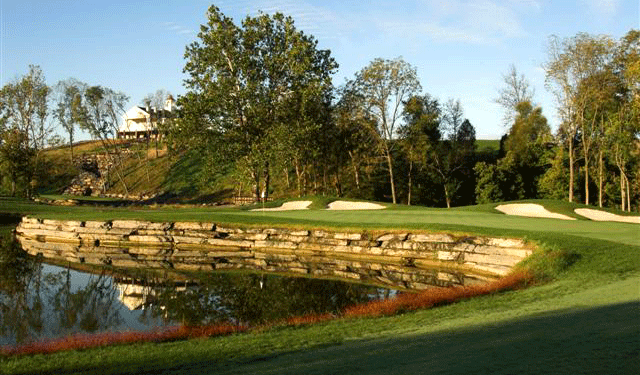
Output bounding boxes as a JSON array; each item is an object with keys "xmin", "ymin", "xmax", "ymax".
[
  {"xmin": 343, "ymin": 270, "xmax": 533, "ymax": 318},
  {"xmin": 0, "ymin": 324, "xmax": 247, "ymax": 357}
]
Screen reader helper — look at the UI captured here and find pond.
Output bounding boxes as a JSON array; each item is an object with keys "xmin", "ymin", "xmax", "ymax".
[{"xmin": 0, "ymin": 228, "xmax": 396, "ymax": 346}]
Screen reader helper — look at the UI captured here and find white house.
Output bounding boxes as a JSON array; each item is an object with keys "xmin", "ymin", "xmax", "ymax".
[{"xmin": 118, "ymin": 95, "xmax": 175, "ymax": 139}]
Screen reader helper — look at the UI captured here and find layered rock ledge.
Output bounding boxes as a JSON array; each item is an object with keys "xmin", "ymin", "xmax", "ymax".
[{"xmin": 15, "ymin": 217, "xmax": 534, "ymax": 290}]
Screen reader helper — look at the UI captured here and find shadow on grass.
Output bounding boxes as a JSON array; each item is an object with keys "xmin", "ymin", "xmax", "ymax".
[{"xmin": 15, "ymin": 301, "xmax": 639, "ymax": 375}]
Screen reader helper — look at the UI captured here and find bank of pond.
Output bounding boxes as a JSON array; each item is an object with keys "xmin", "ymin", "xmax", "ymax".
[{"xmin": 1, "ymin": 216, "xmax": 533, "ymax": 352}]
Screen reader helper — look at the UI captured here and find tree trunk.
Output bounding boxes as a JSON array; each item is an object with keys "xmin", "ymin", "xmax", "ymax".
[
  {"xmin": 625, "ymin": 174, "xmax": 631, "ymax": 212},
  {"xmin": 584, "ymin": 156, "xmax": 589, "ymax": 206},
  {"xmin": 620, "ymin": 169, "xmax": 626, "ymax": 211},
  {"xmin": 313, "ymin": 164, "xmax": 317, "ymax": 194},
  {"xmin": 348, "ymin": 151, "xmax": 360, "ymax": 190},
  {"xmin": 69, "ymin": 136, "xmax": 74, "ymax": 163},
  {"xmin": 263, "ymin": 161, "xmax": 270, "ymax": 201},
  {"xmin": 251, "ymin": 170, "xmax": 260, "ymax": 202},
  {"xmin": 294, "ymin": 159, "xmax": 302, "ymax": 197},
  {"xmin": 284, "ymin": 167, "xmax": 290, "ymax": 189},
  {"xmin": 407, "ymin": 160, "xmax": 413, "ymax": 206},
  {"xmin": 568, "ymin": 138, "xmax": 574, "ymax": 203},
  {"xmin": 334, "ymin": 172, "xmax": 342, "ymax": 197},
  {"xmin": 322, "ymin": 166, "xmax": 327, "ymax": 196},
  {"xmin": 384, "ymin": 146, "xmax": 396, "ymax": 204},
  {"xmin": 444, "ymin": 183, "xmax": 451, "ymax": 209},
  {"xmin": 598, "ymin": 149, "xmax": 603, "ymax": 208}
]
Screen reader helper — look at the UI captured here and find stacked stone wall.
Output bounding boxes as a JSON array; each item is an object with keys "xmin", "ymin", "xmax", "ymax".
[
  {"xmin": 63, "ymin": 152, "xmax": 133, "ymax": 196},
  {"xmin": 15, "ymin": 218, "xmax": 534, "ymax": 290}
]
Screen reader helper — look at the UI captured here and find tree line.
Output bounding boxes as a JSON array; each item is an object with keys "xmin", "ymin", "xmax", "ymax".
[{"xmin": 1, "ymin": 5, "xmax": 638, "ymax": 211}]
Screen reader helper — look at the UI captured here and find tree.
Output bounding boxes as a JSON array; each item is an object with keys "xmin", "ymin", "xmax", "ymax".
[
  {"xmin": 606, "ymin": 29, "xmax": 640, "ymax": 211},
  {"xmin": 399, "ymin": 94, "xmax": 441, "ymax": 205},
  {"xmin": 333, "ymin": 84, "xmax": 379, "ymax": 195},
  {"xmin": 74, "ymin": 85, "xmax": 130, "ymax": 195},
  {"xmin": 0, "ymin": 65, "xmax": 51, "ymax": 196},
  {"xmin": 142, "ymin": 89, "xmax": 172, "ymax": 110},
  {"xmin": 427, "ymin": 100, "xmax": 476, "ymax": 208},
  {"xmin": 544, "ymin": 33, "xmax": 615, "ymax": 204},
  {"xmin": 179, "ymin": 6, "xmax": 337, "ymax": 201},
  {"xmin": 0, "ymin": 65, "xmax": 51, "ymax": 150},
  {"xmin": 54, "ymin": 78, "xmax": 86, "ymax": 162},
  {"xmin": 476, "ymin": 101, "xmax": 551, "ymax": 203},
  {"xmin": 350, "ymin": 57, "xmax": 421, "ymax": 204},
  {"xmin": 0, "ymin": 129, "xmax": 35, "ymax": 196},
  {"xmin": 494, "ymin": 64, "xmax": 535, "ymax": 127}
]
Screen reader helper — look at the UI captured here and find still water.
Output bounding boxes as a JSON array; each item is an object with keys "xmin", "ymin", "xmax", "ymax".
[{"xmin": 0, "ymin": 231, "xmax": 396, "ymax": 346}]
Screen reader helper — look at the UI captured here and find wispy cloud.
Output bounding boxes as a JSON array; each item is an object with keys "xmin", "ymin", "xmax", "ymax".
[
  {"xmin": 580, "ymin": 0, "xmax": 620, "ymax": 21},
  {"xmin": 215, "ymin": 0, "xmax": 350, "ymax": 42},
  {"xmin": 376, "ymin": 0, "xmax": 527, "ymax": 45},
  {"xmin": 207, "ymin": 1, "xmax": 529, "ymax": 47},
  {"xmin": 162, "ymin": 21, "xmax": 195, "ymax": 36},
  {"xmin": 507, "ymin": 0, "xmax": 543, "ymax": 11}
]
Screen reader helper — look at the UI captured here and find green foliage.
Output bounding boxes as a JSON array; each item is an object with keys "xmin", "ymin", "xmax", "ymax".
[
  {"xmin": 349, "ymin": 57, "xmax": 422, "ymax": 204},
  {"xmin": 53, "ymin": 79, "xmax": 86, "ymax": 161},
  {"xmin": 0, "ymin": 130, "xmax": 35, "ymax": 196},
  {"xmin": 538, "ymin": 145, "xmax": 570, "ymax": 200},
  {"xmin": 0, "ymin": 65, "xmax": 50, "ymax": 150},
  {"xmin": 477, "ymin": 101, "xmax": 551, "ymax": 204},
  {"xmin": 178, "ymin": 6, "xmax": 337, "ymax": 201}
]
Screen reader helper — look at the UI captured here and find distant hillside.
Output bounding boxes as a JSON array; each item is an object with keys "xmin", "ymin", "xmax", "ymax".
[
  {"xmin": 40, "ymin": 140, "xmax": 223, "ymax": 202},
  {"xmin": 476, "ymin": 139, "xmax": 500, "ymax": 153},
  {"xmin": 39, "ymin": 138, "xmax": 502, "ymax": 204}
]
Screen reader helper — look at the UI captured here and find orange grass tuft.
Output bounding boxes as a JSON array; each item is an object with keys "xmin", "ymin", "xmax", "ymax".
[
  {"xmin": 285, "ymin": 312, "xmax": 335, "ymax": 326},
  {"xmin": 343, "ymin": 270, "xmax": 533, "ymax": 318},
  {"xmin": 0, "ymin": 323, "xmax": 247, "ymax": 357}
]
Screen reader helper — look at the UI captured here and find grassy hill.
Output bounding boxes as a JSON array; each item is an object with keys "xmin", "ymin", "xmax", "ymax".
[
  {"xmin": 39, "ymin": 141, "xmax": 223, "ymax": 201},
  {"xmin": 39, "ymin": 139, "xmax": 503, "ymax": 203}
]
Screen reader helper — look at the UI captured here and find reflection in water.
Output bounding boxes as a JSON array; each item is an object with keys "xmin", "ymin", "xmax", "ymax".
[{"xmin": 0, "ymin": 230, "xmax": 394, "ymax": 346}]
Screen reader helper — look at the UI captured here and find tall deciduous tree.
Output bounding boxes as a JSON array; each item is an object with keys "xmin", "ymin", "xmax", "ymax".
[
  {"xmin": 0, "ymin": 65, "xmax": 51, "ymax": 150},
  {"xmin": 351, "ymin": 57, "xmax": 421, "ymax": 204},
  {"xmin": 333, "ymin": 83, "xmax": 379, "ymax": 194},
  {"xmin": 0, "ymin": 129, "xmax": 35, "ymax": 196},
  {"xmin": 607, "ymin": 29, "xmax": 640, "ymax": 211},
  {"xmin": 544, "ymin": 33, "xmax": 614, "ymax": 204},
  {"xmin": 54, "ymin": 78, "xmax": 86, "ymax": 162},
  {"xmin": 179, "ymin": 6, "xmax": 337, "ymax": 201},
  {"xmin": 494, "ymin": 64, "xmax": 535, "ymax": 127},
  {"xmin": 74, "ymin": 85, "xmax": 130, "ymax": 195},
  {"xmin": 428, "ymin": 99, "xmax": 476, "ymax": 208},
  {"xmin": 476, "ymin": 101, "xmax": 551, "ymax": 203},
  {"xmin": 0, "ymin": 65, "xmax": 51, "ymax": 196},
  {"xmin": 399, "ymin": 94, "xmax": 441, "ymax": 205}
]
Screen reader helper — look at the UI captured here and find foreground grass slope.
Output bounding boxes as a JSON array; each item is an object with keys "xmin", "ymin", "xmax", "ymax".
[{"xmin": 1, "ymin": 198, "xmax": 638, "ymax": 374}]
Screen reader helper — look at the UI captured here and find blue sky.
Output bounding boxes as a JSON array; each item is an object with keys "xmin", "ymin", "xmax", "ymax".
[{"xmin": 1, "ymin": 0, "xmax": 638, "ymax": 139}]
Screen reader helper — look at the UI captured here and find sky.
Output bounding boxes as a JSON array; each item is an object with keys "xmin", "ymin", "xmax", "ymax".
[{"xmin": 1, "ymin": 0, "xmax": 638, "ymax": 140}]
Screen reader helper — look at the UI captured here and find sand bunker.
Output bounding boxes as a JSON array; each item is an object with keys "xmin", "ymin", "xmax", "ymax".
[
  {"xmin": 574, "ymin": 208, "xmax": 640, "ymax": 224},
  {"xmin": 495, "ymin": 203, "xmax": 576, "ymax": 220},
  {"xmin": 326, "ymin": 200, "xmax": 386, "ymax": 210},
  {"xmin": 251, "ymin": 200, "xmax": 312, "ymax": 211}
]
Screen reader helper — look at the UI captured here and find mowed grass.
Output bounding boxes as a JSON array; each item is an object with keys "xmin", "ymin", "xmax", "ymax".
[{"xmin": 1, "ymin": 197, "xmax": 639, "ymax": 374}]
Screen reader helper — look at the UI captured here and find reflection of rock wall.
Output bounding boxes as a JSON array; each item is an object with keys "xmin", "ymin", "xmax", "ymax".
[{"xmin": 15, "ymin": 218, "xmax": 534, "ymax": 290}]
